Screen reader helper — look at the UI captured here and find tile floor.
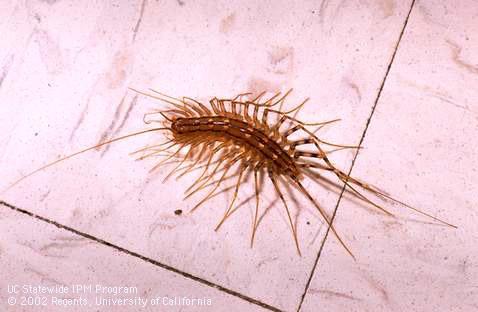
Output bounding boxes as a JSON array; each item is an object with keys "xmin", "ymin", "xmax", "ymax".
[{"xmin": 1, "ymin": 1, "xmax": 477, "ymax": 311}]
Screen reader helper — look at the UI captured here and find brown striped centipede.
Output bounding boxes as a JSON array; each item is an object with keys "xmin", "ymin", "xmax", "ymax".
[{"xmin": 3, "ymin": 88, "xmax": 456, "ymax": 258}]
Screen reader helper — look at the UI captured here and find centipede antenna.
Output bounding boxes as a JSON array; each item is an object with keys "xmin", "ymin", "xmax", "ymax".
[{"xmin": 2, "ymin": 127, "xmax": 170, "ymax": 194}]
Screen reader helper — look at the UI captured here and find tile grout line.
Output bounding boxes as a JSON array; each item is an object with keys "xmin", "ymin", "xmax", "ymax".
[
  {"xmin": 0, "ymin": 200, "xmax": 283, "ymax": 312},
  {"xmin": 296, "ymin": 1, "xmax": 417, "ymax": 311}
]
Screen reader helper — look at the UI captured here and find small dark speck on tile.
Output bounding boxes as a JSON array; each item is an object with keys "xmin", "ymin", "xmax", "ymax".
[
  {"xmin": 48, "ymin": 83, "xmax": 51, "ymax": 87},
  {"xmin": 174, "ymin": 209, "xmax": 183, "ymax": 216},
  {"xmin": 306, "ymin": 221, "xmax": 310, "ymax": 225},
  {"xmin": 34, "ymin": 132, "xmax": 38, "ymax": 136}
]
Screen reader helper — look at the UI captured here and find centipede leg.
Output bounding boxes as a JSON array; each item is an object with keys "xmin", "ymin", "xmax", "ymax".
[
  {"xmin": 184, "ymin": 148, "xmax": 232, "ymax": 196},
  {"xmin": 294, "ymin": 179, "xmax": 355, "ymax": 260},
  {"xmin": 183, "ymin": 96, "xmax": 211, "ymax": 115},
  {"xmin": 185, "ymin": 150, "xmax": 243, "ymax": 198},
  {"xmin": 209, "ymin": 98, "xmax": 222, "ymax": 115},
  {"xmin": 146, "ymin": 134, "xmax": 203, "ymax": 167},
  {"xmin": 265, "ymin": 89, "xmax": 292, "ymax": 108},
  {"xmin": 133, "ymin": 144, "xmax": 178, "ymax": 161},
  {"xmin": 129, "ymin": 140, "xmax": 175, "ymax": 156},
  {"xmin": 333, "ymin": 168, "xmax": 455, "ymax": 227},
  {"xmin": 292, "ymin": 98, "xmax": 308, "ymax": 119},
  {"xmin": 175, "ymin": 142, "xmax": 211, "ymax": 179},
  {"xmin": 179, "ymin": 151, "xmax": 227, "ymax": 181},
  {"xmin": 144, "ymin": 89, "xmax": 197, "ymax": 116},
  {"xmin": 269, "ymin": 168, "xmax": 302, "ymax": 256},
  {"xmin": 250, "ymin": 164, "xmax": 261, "ymax": 248},
  {"xmin": 215, "ymin": 163, "xmax": 248, "ymax": 231},
  {"xmin": 148, "ymin": 144, "xmax": 188, "ymax": 173},
  {"xmin": 311, "ymin": 118, "xmax": 341, "ymax": 133},
  {"xmin": 194, "ymin": 168, "xmax": 242, "ymax": 192},
  {"xmin": 292, "ymin": 115, "xmax": 456, "ymax": 227},
  {"xmin": 162, "ymin": 142, "xmax": 200, "ymax": 182},
  {"xmin": 296, "ymin": 145, "xmax": 397, "ymax": 217},
  {"xmin": 295, "ymin": 148, "xmax": 396, "ymax": 216},
  {"xmin": 190, "ymin": 159, "xmax": 237, "ymax": 213},
  {"xmin": 184, "ymin": 143, "xmax": 227, "ymax": 194}
]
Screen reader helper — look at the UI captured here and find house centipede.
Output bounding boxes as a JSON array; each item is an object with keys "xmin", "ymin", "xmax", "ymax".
[{"xmin": 2, "ymin": 88, "xmax": 457, "ymax": 258}]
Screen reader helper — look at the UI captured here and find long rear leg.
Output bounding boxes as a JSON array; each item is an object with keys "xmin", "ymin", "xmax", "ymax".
[
  {"xmin": 285, "ymin": 119, "xmax": 456, "ymax": 227},
  {"xmin": 295, "ymin": 156, "xmax": 395, "ymax": 218},
  {"xmin": 331, "ymin": 167, "xmax": 457, "ymax": 228},
  {"xmin": 298, "ymin": 145, "xmax": 454, "ymax": 226}
]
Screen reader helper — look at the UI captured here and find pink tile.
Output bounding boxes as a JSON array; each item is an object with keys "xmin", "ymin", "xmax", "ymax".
[
  {"xmin": 301, "ymin": 1, "xmax": 478, "ymax": 311},
  {"xmin": 0, "ymin": 206, "xmax": 267, "ymax": 311}
]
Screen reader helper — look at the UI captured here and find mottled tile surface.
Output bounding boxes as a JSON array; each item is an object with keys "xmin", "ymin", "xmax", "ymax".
[
  {"xmin": 0, "ymin": 204, "xmax": 267, "ymax": 311},
  {"xmin": 300, "ymin": 1, "xmax": 478, "ymax": 311},
  {"xmin": 1, "ymin": 1, "xmax": 477, "ymax": 311}
]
